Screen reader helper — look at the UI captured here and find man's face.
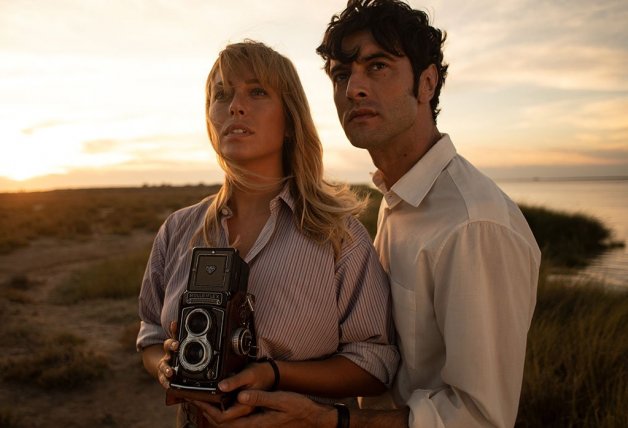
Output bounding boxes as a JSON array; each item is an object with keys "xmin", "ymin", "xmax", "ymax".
[{"xmin": 329, "ymin": 31, "xmax": 419, "ymax": 152}]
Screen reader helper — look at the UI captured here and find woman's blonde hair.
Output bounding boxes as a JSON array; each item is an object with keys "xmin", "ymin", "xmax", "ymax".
[{"xmin": 200, "ymin": 40, "xmax": 366, "ymax": 257}]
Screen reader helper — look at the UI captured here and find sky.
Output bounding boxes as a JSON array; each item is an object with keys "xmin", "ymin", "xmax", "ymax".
[{"xmin": 1, "ymin": 0, "xmax": 627, "ymax": 192}]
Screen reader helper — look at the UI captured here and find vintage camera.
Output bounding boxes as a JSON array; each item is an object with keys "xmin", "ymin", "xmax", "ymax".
[{"xmin": 168, "ymin": 247, "xmax": 257, "ymax": 404}]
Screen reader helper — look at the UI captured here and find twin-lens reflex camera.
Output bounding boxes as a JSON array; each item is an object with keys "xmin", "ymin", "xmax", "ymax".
[{"xmin": 167, "ymin": 247, "xmax": 257, "ymax": 406}]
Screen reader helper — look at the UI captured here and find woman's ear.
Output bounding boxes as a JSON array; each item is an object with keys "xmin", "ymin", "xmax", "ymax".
[{"xmin": 418, "ymin": 64, "xmax": 438, "ymax": 104}]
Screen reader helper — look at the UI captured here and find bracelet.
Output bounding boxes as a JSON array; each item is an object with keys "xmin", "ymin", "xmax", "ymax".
[
  {"xmin": 333, "ymin": 403, "xmax": 350, "ymax": 428},
  {"xmin": 258, "ymin": 357, "xmax": 280, "ymax": 391}
]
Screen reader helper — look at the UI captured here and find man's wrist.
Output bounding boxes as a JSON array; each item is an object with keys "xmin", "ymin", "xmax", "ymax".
[
  {"xmin": 315, "ymin": 404, "xmax": 342, "ymax": 428},
  {"xmin": 333, "ymin": 403, "xmax": 350, "ymax": 428}
]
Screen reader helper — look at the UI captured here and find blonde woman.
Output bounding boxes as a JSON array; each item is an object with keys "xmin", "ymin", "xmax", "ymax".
[{"xmin": 137, "ymin": 41, "xmax": 398, "ymax": 427}]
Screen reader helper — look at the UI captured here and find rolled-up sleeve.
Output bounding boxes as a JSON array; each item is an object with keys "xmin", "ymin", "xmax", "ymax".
[
  {"xmin": 407, "ymin": 221, "xmax": 539, "ymax": 428},
  {"xmin": 335, "ymin": 219, "xmax": 400, "ymax": 387},
  {"xmin": 136, "ymin": 223, "xmax": 169, "ymax": 350}
]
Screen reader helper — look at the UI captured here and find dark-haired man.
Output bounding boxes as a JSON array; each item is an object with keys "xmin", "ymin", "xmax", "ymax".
[{"xmin": 203, "ymin": 1, "xmax": 541, "ymax": 427}]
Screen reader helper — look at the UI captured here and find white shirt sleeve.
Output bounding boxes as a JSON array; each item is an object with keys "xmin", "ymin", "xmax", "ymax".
[{"xmin": 407, "ymin": 220, "xmax": 539, "ymax": 428}]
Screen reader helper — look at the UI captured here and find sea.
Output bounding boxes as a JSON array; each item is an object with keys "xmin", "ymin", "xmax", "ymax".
[{"xmin": 496, "ymin": 178, "xmax": 628, "ymax": 290}]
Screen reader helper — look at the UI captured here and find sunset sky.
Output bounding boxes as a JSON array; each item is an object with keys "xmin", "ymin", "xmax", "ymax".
[{"xmin": 1, "ymin": 0, "xmax": 627, "ymax": 192}]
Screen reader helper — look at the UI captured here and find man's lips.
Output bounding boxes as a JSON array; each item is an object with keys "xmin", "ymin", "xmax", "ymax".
[{"xmin": 347, "ymin": 108, "xmax": 378, "ymax": 123}]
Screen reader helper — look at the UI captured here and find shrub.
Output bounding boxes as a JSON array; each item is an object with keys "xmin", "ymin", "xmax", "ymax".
[
  {"xmin": 52, "ymin": 249, "xmax": 150, "ymax": 304},
  {"xmin": 520, "ymin": 205, "xmax": 620, "ymax": 267},
  {"xmin": 0, "ymin": 332, "xmax": 109, "ymax": 391},
  {"xmin": 517, "ymin": 274, "xmax": 628, "ymax": 427}
]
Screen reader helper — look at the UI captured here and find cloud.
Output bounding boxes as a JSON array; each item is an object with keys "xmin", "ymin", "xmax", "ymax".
[{"xmin": 444, "ymin": 0, "xmax": 628, "ymax": 92}]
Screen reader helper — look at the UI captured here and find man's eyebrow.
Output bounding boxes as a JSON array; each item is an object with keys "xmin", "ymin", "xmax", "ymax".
[
  {"xmin": 330, "ymin": 63, "xmax": 349, "ymax": 75},
  {"xmin": 330, "ymin": 51, "xmax": 398, "ymax": 73},
  {"xmin": 360, "ymin": 51, "xmax": 397, "ymax": 62}
]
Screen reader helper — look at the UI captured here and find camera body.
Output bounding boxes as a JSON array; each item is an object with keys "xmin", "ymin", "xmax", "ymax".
[{"xmin": 170, "ymin": 247, "xmax": 256, "ymax": 396}]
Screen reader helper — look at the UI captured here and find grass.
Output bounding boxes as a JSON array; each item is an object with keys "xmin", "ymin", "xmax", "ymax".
[
  {"xmin": 517, "ymin": 274, "xmax": 628, "ymax": 427},
  {"xmin": 521, "ymin": 205, "xmax": 623, "ymax": 267},
  {"xmin": 0, "ymin": 184, "xmax": 220, "ymax": 254},
  {"xmin": 0, "ymin": 274, "xmax": 38, "ymax": 304},
  {"xmin": 52, "ymin": 249, "xmax": 150, "ymax": 304},
  {"xmin": 0, "ymin": 332, "xmax": 109, "ymax": 391},
  {"xmin": 2, "ymin": 184, "xmax": 626, "ymax": 425}
]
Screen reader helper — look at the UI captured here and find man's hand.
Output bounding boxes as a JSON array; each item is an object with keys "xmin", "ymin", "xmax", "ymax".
[
  {"xmin": 218, "ymin": 360, "xmax": 276, "ymax": 393},
  {"xmin": 194, "ymin": 390, "xmax": 337, "ymax": 427}
]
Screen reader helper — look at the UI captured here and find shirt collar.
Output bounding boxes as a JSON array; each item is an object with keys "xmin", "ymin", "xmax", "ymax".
[
  {"xmin": 372, "ymin": 134, "xmax": 456, "ymax": 208},
  {"xmin": 274, "ymin": 181, "xmax": 296, "ymax": 213}
]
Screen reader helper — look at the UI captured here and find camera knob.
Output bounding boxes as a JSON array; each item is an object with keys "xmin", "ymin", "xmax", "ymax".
[{"xmin": 231, "ymin": 328, "xmax": 252, "ymax": 356}]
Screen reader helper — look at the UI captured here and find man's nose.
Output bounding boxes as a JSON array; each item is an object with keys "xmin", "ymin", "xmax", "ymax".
[{"xmin": 345, "ymin": 72, "xmax": 368, "ymax": 100}]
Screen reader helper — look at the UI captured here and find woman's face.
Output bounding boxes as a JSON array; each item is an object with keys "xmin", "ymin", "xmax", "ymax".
[{"xmin": 209, "ymin": 68, "xmax": 286, "ymax": 175}]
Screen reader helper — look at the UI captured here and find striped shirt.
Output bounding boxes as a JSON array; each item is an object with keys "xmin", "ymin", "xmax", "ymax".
[{"xmin": 137, "ymin": 184, "xmax": 399, "ymax": 389}]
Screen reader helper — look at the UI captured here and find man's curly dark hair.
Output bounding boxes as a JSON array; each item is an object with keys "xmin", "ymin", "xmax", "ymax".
[{"xmin": 317, "ymin": 0, "xmax": 448, "ymax": 122}]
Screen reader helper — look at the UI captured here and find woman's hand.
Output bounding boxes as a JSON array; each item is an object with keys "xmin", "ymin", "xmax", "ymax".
[
  {"xmin": 157, "ymin": 335, "xmax": 179, "ymax": 389},
  {"xmin": 141, "ymin": 321, "xmax": 179, "ymax": 390}
]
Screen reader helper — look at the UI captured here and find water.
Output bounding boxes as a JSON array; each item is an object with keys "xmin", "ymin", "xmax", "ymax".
[{"xmin": 497, "ymin": 178, "xmax": 628, "ymax": 289}]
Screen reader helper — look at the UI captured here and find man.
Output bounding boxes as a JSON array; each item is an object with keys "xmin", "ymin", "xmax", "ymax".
[{"xmin": 204, "ymin": 1, "xmax": 541, "ymax": 426}]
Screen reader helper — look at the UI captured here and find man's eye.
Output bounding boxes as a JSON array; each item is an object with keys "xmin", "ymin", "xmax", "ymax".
[
  {"xmin": 369, "ymin": 62, "xmax": 387, "ymax": 71},
  {"xmin": 332, "ymin": 73, "xmax": 349, "ymax": 84}
]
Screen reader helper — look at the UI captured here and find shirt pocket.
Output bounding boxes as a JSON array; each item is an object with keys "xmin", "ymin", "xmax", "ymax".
[{"xmin": 390, "ymin": 279, "xmax": 417, "ymax": 369}]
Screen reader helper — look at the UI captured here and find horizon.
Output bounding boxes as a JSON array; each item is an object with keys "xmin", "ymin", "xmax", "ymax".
[
  {"xmin": 1, "ymin": 0, "xmax": 627, "ymax": 193},
  {"xmin": 2, "ymin": 174, "xmax": 627, "ymax": 195}
]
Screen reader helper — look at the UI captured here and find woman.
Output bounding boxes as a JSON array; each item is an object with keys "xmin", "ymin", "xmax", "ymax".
[{"xmin": 137, "ymin": 40, "xmax": 398, "ymax": 426}]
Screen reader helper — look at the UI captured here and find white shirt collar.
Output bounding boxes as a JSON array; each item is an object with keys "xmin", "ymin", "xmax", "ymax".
[{"xmin": 372, "ymin": 134, "xmax": 456, "ymax": 208}]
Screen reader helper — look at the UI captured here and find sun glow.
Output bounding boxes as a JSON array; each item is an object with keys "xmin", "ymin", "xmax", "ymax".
[{"xmin": 0, "ymin": 122, "xmax": 131, "ymax": 182}]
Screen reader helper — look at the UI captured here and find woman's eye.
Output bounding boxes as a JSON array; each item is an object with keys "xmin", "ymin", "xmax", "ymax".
[
  {"xmin": 251, "ymin": 87, "xmax": 267, "ymax": 96},
  {"xmin": 213, "ymin": 89, "xmax": 226, "ymax": 100}
]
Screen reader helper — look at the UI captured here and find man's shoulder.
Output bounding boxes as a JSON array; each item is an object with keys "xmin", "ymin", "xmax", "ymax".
[{"xmin": 440, "ymin": 154, "xmax": 516, "ymax": 224}]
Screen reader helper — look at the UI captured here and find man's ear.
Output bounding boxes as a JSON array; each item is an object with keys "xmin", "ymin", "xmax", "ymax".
[{"xmin": 418, "ymin": 64, "xmax": 438, "ymax": 104}]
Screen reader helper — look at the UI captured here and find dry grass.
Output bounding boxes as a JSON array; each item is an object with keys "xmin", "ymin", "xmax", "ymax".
[
  {"xmin": 0, "ymin": 184, "xmax": 220, "ymax": 255},
  {"xmin": 51, "ymin": 249, "xmax": 151, "ymax": 304},
  {"xmin": 1, "ymin": 331, "xmax": 109, "ymax": 391},
  {"xmin": 2, "ymin": 184, "xmax": 626, "ymax": 426},
  {"xmin": 517, "ymin": 273, "xmax": 628, "ymax": 427}
]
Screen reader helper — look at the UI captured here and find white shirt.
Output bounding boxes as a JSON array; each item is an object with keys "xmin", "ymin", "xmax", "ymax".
[{"xmin": 372, "ymin": 135, "xmax": 541, "ymax": 427}]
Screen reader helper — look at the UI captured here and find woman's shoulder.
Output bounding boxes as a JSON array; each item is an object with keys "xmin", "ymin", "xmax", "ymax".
[
  {"xmin": 338, "ymin": 215, "xmax": 375, "ymax": 254},
  {"xmin": 161, "ymin": 195, "xmax": 215, "ymax": 233}
]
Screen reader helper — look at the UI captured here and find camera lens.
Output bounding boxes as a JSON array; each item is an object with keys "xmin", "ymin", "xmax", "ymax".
[
  {"xmin": 186, "ymin": 309, "xmax": 211, "ymax": 335},
  {"xmin": 183, "ymin": 341, "xmax": 205, "ymax": 366}
]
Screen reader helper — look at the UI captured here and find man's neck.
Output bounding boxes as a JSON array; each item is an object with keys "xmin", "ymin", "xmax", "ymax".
[{"xmin": 370, "ymin": 126, "xmax": 441, "ymax": 189}]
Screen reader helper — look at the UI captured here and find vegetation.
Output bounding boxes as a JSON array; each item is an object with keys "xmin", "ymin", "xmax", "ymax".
[
  {"xmin": 0, "ymin": 407, "xmax": 21, "ymax": 428},
  {"xmin": 0, "ymin": 332, "xmax": 108, "ymax": 390},
  {"xmin": 522, "ymin": 205, "xmax": 623, "ymax": 267},
  {"xmin": 517, "ymin": 275, "xmax": 628, "ymax": 427},
  {"xmin": 0, "ymin": 184, "xmax": 219, "ymax": 254},
  {"xmin": 52, "ymin": 249, "xmax": 150, "ymax": 304},
  {"xmin": 1, "ymin": 184, "xmax": 626, "ymax": 426}
]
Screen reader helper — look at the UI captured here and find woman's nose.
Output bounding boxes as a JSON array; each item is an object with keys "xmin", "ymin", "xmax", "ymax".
[{"xmin": 229, "ymin": 94, "xmax": 246, "ymax": 116}]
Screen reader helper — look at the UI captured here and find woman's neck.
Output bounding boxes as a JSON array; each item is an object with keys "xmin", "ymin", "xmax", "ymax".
[{"xmin": 228, "ymin": 182, "xmax": 284, "ymax": 217}]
